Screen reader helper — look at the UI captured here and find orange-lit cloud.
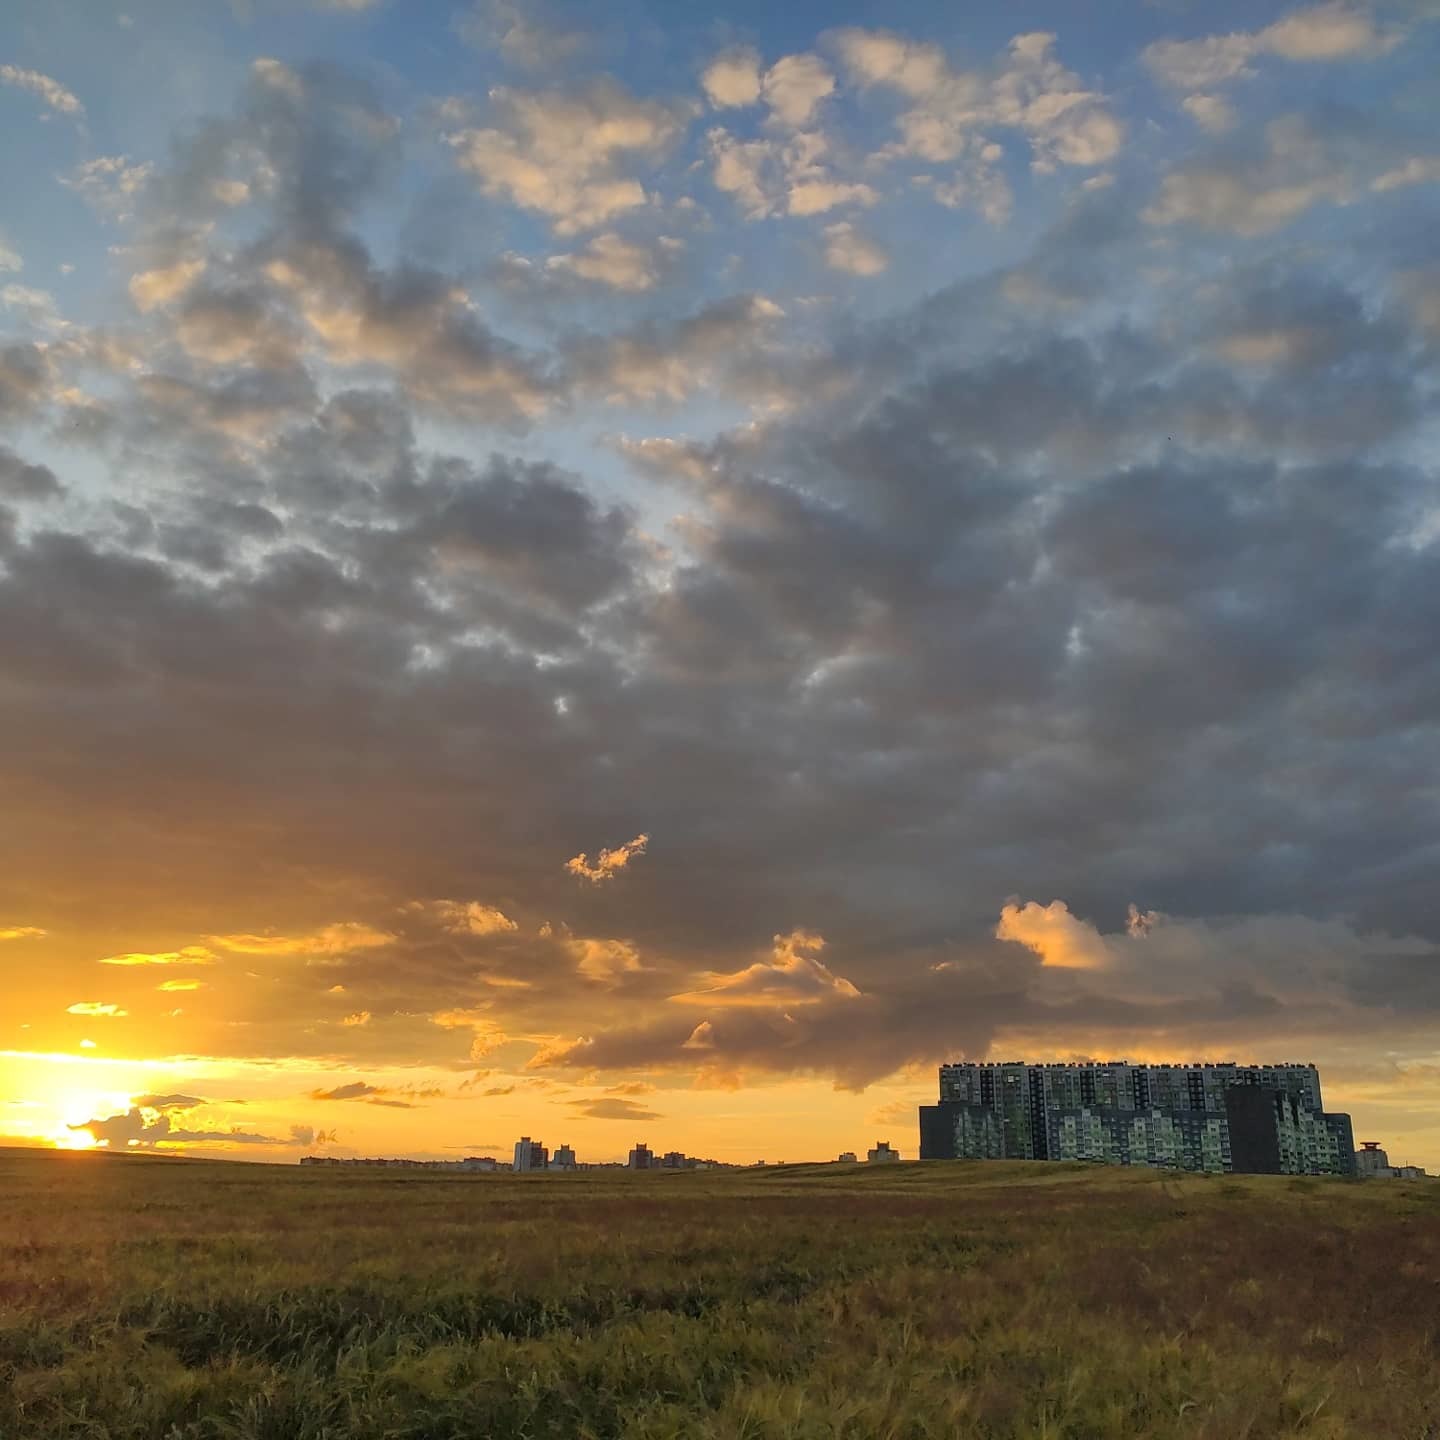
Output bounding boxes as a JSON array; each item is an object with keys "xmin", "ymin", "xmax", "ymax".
[
  {"xmin": 157, "ymin": 979, "xmax": 203, "ymax": 992},
  {"xmin": 405, "ymin": 899, "xmax": 518, "ymax": 936},
  {"xmin": 0, "ymin": 925, "xmax": 46, "ymax": 941},
  {"xmin": 565, "ymin": 832, "xmax": 649, "ymax": 883},
  {"xmin": 100, "ymin": 945, "xmax": 217, "ymax": 966},
  {"xmin": 995, "ymin": 900, "xmax": 1112, "ymax": 970},
  {"xmin": 208, "ymin": 922, "xmax": 394, "ymax": 958},
  {"xmin": 670, "ymin": 928, "xmax": 861, "ymax": 1006},
  {"xmin": 65, "ymin": 1001, "xmax": 129, "ymax": 1018}
]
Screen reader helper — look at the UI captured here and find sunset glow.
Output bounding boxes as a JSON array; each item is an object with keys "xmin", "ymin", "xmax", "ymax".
[{"xmin": 3, "ymin": 0, "xmax": 1439, "ymax": 1172}]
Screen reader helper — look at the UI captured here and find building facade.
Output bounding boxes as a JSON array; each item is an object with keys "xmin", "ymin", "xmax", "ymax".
[
  {"xmin": 551, "ymin": 1144, "xmax": 577, "ymax": 1170},
  {"xmin": 919, "ymin": 1062, "xmax": 1355, "ymax": 1176},
  {"xmin": 867, "ymin": 1141, "xmax": 899, "ymax": 1163},
  {"xmin": 512, "ymin": 1136, "xmax": 548, "ymax": 1172},
  {"xmin": 627, "ymin": 1141, "xmax": 653, "ymax": 1170}
]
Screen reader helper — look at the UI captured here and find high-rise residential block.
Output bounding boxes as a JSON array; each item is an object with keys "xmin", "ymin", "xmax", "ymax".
[{"xmin": 919, "ymin": 1062, "xmax": 1355, "ymax": 1176}]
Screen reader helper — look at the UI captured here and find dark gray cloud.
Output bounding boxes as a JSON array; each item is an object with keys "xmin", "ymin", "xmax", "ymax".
[
  {"xmin": 72, "ymin": 1106, "xmax": 282, "ymax": 1147},
  {"xmin": 0, "ymin": 446, "xmax": 63, "ymax": 502}
]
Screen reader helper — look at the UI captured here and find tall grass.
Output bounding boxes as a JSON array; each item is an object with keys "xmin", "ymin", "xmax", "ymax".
[{"xmin": 1, "ymin": 1151, "xmax": 1438, "ymax": 1437}]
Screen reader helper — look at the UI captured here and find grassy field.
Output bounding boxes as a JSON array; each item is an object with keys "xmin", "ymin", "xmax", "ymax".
[{"xmin": 2, "ymin": 1150, "xmax": 1439, "ymax": 1438}]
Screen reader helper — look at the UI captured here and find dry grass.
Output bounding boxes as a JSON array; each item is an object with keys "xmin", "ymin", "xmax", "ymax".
[{"xmin": 2, "ymin": 1149, "xmax": 1439, "ymax": 1437}]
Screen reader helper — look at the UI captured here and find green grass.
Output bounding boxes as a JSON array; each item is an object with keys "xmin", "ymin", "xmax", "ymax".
[{"xmin": 2, "ymin": 1150, "xmax": 1439, "ymax": 1438}]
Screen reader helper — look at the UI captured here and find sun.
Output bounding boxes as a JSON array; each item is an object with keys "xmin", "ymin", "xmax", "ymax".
[{"xmin": 54, "ymin": 1127, "xmax": 98, "ymax": 1151}]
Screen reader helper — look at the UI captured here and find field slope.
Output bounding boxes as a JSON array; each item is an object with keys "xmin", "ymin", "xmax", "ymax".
[{"xmin": 2, "ymin": 1149, "xmax": 1439, "ymax": 1438}]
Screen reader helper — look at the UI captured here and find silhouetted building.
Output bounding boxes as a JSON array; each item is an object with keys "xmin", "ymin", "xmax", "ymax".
[
  {"xmin": 660, "ymin": 1150, "xmax": 687, "ymax": 1168},
  {"xmin": 1355, "ymin": 1140, "xmax": 1430, "ymax": 1179},
  {"xmin": 551, "ymin": 1144, "xmax": 576, "ymax": 1170},
  {"xmin": 627, "ymin": 1141, "xmax": 653, "ymax": 1170},
  {"xmin": 867, "ymin": 1141, "xmax": 899, "ymax": 1163},
  {"xmin": 919, "ymin": 1062, "xmax": 1355, "ymax": 1176},
  {"xmin": 513, "ymin": 1136, "xmax": 548, "ymax": 1172},
  {"xmin": 838, "ymin": 1151, "xmax": 857, "ymax": 1163}
]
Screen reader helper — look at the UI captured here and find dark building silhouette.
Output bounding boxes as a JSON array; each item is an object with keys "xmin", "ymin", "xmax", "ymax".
[{"xmin": 919, "ymin": 1062, "xmax": 1355, "ymax": 1176}]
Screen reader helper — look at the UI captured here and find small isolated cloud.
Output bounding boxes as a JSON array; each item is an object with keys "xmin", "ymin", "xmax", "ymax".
[
  {"xmin": 133, "ymin": 1093, "xmax": 205, "ymax": 1111},
  {"xmin": 762, "ymin": 53, "xmax": 835, "ymax": 128},
  {"xmin": 65, "ymin": 1001, "xmax": 128, "ymax": 1018},
  {"xmin": 310, "ymin": 1081, "xmax": 381, "ymax": 1100},
  {"xmin": 994, "ymin": 899, "xmax": 1111, "ymax": 970},
  {"xmin": 0, "ymin": 64, "xmax": 84, "ymax": 119},
  {"xmin": 0, "ymin": 925, "xmax": 46, "ymax": 942},
  {"xmin": 209, "ymin": 922, "xmax": 394, "ymax": 959},
  {"xmin": 309, "ymin": 1080, "xmax": 417, "ymax": 1107},
  {"xmin": 0, "ymin": 230, "xmax": 20, "ymax": 273},
  {"xmin": 546, "ymin": 232, "xmax": 666, "ymax": 292},
  {"xmin": 407, "ymin": 899, "xmax": 518, "ymax": 936},
  {"xmin": 823, "ymin": 222, "xmax": 888, "ymax": 276},
  {"xmin": 565, "ymin": 832, "xmax": 649, "ymax": 883},
  {"xmin": 568, "ymin": 1096, "xmax": 662, "ymax": 1122},
  {"xmin": 701, "ymin": 47, "xmax": 762, "ymax": 108},
  {"xmin": 341, "ymin": 1010, "xmax": 372, "ymax": 1027},
  {"xmin": 100, "ymin": 945, "xmax": 217, "ymax": 966},
  {"xmin": 157, "ymin": 978, "xmax": 203, "ymax": 992}
]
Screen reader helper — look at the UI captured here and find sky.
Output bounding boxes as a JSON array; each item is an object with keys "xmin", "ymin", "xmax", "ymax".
[{"xmin": 2, "ymin": 0, "xmax": 1439, "ymax": 1169}]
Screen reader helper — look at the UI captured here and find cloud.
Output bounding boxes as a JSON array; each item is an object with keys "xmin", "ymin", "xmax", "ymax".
[
  {"xmin": 133, "ymin": 1093, "xmax": 206, "ymax": 1110},
  {"xmin": 341, "ymin": 1010, "xmax": 372, "ymax": 1026},
  {"xmin": 564, "ymin": 934, "xmax": 645, "ymax": 985},
  {"xmin": 129, "ymin": 259, "xmax": 206, "ymax": 313},
  {"xmin": 65, "ymin": 1001, "xmax": 129, "ymax": 1017},
  {"xmin": 1144, "ymin": 4, "xmax": 1401, "ymax": 91},
  {"xmin": 310, "ymin": 1081, "xmax": 381, "ymax": 1100},
  {"xmin": 208, "ymin": 922, "xmax": 394, "ymax": 958},
  {"xmin": 460, "ymin": 0, "xmax": 588, "ymax": 69},
  {"xmin": 671, "ymin": 928, "xmax": 862, "ymax": 1006},
  {"xmin": 0, "ymin": 447, "xmax": 63, "ymax": 503},
  {"xmin": 157, "ymin": 978, "xmax": 203, "ymax": 991},
  {"xmin": 822, "ymin": 222, "xmax": 888, "ymax": 276},
  {"xmin": 59, "ymin": 156, "xmax": 153, "ymax": 220},
  {"xmin": 567, "ymin": 293, "xmax": 787, "ymax": 404},
  {"xmin": 568, "ymin": 1096, "xmax": 662, "ymax": 1122},
  {"xmin": 430, "ymin": 1009, "xmax": 509, "ymax": 1061},
  {"xmin": 407, "ymin": 900, "xmax": 519, "ymax": 936},
  {"xmin": 71, "ymin": 1105, "xmax": 281, "ymax": 1147},
  {"xmin": 1143, "ymin": 115, "xmax": 1361, "ymax": 234},
  {"xmin": 100, "ymin": 945, "xmax": 218, "ymax": 966},
  {"xmin": 0, "ymin": 230, "xmax": 20, "ymax": 272},
  {"xmin": 545, "ymin": 232, "xmax": 668, "ymax": 292},
  {"xmin": 761, "ymin": 53, "xmax": 836, "ymax": 128},
  {"xmin": 308, "ymin": 1080, "xmax": 422, "ymax": 1107},
  {"xmin": 0, "ymin": 64, "xmax": 84, "ymax": 119},
  {"xmin": 701, "ymin": 48, "xmax": 763, "ymax": 108},
  {"xmin": 0, "ymin": 925, "xmax": 46, "ymax": 941},
  {"xmin": 445, "ymin": 81, "xmax": 690, "ymax": 234},
  {"xmin": 1181, "ymin": 93, "xmax": 1237, "ymax": 133},
  {"xmin": 995, "ymin": 900, "xmax": 1111, "ymax": 970},
  {"xmin": 832, "ymin": 27, "xmax": 1122, "ymax": 180},
  {"xmin": 565, "ymin": 832, "xmax": 649, "ymax": 883}
]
